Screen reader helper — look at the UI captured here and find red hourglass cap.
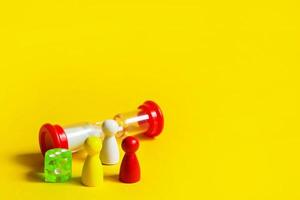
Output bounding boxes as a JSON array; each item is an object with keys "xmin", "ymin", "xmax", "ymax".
[
  {"xmin": 39, "ymin": 123, "xmax": 68, "ymax": 156},
  {"xmin": 138, "ymin": 100, "xmax": 164, "ymax": 137}
]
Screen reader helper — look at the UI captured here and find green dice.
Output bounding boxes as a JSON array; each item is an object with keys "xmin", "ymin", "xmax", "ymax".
[{"xmin": 44, "ymin": 148, "xmax": 72, "ymax": 182}]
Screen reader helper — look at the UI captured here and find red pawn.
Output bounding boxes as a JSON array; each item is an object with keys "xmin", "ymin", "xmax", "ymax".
[{"xmin": 119, "ymin": 136, "xmax": 140, "ymax": 183}]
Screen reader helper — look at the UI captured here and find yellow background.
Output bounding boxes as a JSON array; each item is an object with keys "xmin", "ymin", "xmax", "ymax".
[{"xmin": 0, "ymin": 0, "xmax": 299, "ymax": 199}]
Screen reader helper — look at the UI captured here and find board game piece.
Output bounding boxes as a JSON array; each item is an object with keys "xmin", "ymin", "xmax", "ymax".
[
  {"xmin": 81, "ymin": 136, "xmax": 103, "ymax": 187},
  {"xmin": 100, "ymin": 120, "xmax": 120, "ymax": 165},
  {"xmin": 119, "ymin": 136, "xmax": 140, "ymax": 183},
  {"xmin": 44, "ymin": 148, "xmax": 72, "ymax": 182}
]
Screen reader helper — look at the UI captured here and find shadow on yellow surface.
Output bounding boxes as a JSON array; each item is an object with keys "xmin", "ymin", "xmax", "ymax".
[
  {"xmin": 68, "ymin": 177, "xmax": 82, "ymax": 186},
  {"xmin": 104, "ymin": 174, "xmax": 119, "ymax": 183},
  {"xmin": 13, "ymin": 153, "xmax": 44, "ymax": 182}
]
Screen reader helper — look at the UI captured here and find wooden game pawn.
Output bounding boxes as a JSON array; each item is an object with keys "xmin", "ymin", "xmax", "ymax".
[
  {"xmin": 81, "ymin": 136, "xmax": 103, "ymax": 186},
  {"xmin": 119, "ymin": 136, "xmax": 140, "ymax": 183}
]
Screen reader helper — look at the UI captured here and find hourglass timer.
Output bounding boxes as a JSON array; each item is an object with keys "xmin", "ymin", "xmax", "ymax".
[{"xmin": 39, "ymin": 101, "xmax": 164, "ymax": 155}]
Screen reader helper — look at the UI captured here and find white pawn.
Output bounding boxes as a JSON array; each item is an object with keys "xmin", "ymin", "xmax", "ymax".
[{"xmin": 100, "ymin": 120, "xmax": 120, "ymax": 165}]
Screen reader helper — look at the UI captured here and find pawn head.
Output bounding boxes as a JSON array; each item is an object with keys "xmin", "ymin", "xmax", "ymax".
[
  {"xmin": 84, "ymin": 136, "xmax": 102, "ymax": 155},
  {"xmin": 122, "ymin": 136, "xmax": 139, "ymax": 153},
  {"xmin": 102, "ymin": 119, "xmax": 120, "ymax": 136}
]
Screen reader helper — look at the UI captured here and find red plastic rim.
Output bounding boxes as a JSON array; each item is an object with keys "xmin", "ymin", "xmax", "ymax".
[
  {"xmin": 138, "ymin": 100, "xmax": 164, "ymax": 137},
  {"xmin": 39, "ymin": 123, "xmax": 68, "ymax": 156}
]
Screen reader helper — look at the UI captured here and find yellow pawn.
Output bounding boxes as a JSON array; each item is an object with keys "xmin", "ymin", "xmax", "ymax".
[{"xmin": 81, "ymin": 136, "xmax": 103, "ymax": 186}]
